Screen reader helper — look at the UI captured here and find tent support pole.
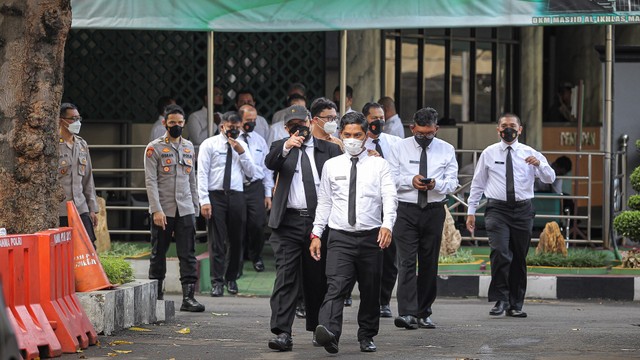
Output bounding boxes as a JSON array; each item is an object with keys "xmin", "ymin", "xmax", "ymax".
[
  {"xmin": 207, "ymin": 31, "xmax": 215, "ymax": 137},
  {"xmin": 340, "ymin": 30, "xmax": 347, "ymax": 116},
  {"xmin": 603, "ymin": 25, "xmax": 614, "ymax": 248}
]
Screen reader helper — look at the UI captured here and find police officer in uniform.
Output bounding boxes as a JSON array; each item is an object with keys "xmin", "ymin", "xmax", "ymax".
[
  {"xmin": 58, "ymin": 103, "xmax": 98, "ymax": 245},
  {"xmin": 144, "ymin": 104, "xmax": 205, "ymax": 312}
]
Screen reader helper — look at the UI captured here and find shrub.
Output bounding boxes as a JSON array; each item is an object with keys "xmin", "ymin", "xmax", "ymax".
[
  {"xmin": 628, "ymin": 195, "xmax": 640, "ymax": 211},
  {"xmin": 613, "ymin": 211, "xmax": 640, "ymax": 241},
  {"xmin": 439, "ymin": 249, "xmax": 476, "ymax": 264},
  {"xmin": 100, "ymin": 241, "xmax": 149, "ymax": 258},
  {"xmin": 631, "ymin": 166, "xmax": 640, "ymax": 193},
  {"xmin": 526, "ymin": 249, "xmax": 608, "ymax": 267},
  {"xmin": 99, "ymin": 255, "xmax": 134, "ymax": 285}
]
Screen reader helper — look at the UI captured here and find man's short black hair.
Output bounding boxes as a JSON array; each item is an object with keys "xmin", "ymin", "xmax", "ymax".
[
  {"xmin": 497, "ymin": 112, "xmax": 522, "ymax": 126},
  {"xmin": 222, "ymin": 111, "xmax": 242, "ymax": 124},
  {"xmin": 310, "ymin": 97, "xmax": 337, "ymax": 118},
  {"xmin": 333, "ymin": 85, "xmax": 353, "ymax": 98},
  {"xmin": 362, "ymin": 102, "xmax": 383, "ymax": 117},
  {"xmin": 60, "ymin": 103, "xmax": 78, "ymax": 117},
  {"xmin": 287, "ymin": 93, "xmax": 307, "ymax": 106},
  {"xmin": 413, "ymin": 107, "xmax": 438, "ymax": 126},
  {"xmin": 164, "ymin": 104, "xmax": 185, "ymax": 119},
  {"xmin": 156, "ymin": 96, "xmax": 175, "ymax": 115},
  {"xmin": 340, "ymin": 111, "xmax": 368, "ymax": 133},
  {"xmin": 236, "ymin": 89, "xmax": 255, "ymax": 102},
  {"xmin": 555, "ymin": 155, "xmax": 573, "ymax": 172}
]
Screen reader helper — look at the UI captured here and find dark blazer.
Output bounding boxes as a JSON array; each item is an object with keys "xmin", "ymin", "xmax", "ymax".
[{"xmin": 266, "ymin": 137, "xmax": 342, "ymax": 229}]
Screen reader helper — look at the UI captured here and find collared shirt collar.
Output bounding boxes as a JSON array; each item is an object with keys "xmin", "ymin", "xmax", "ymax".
[{"xmin": 499, "ymin": 139, "xmax": 519, "ymax": 151}]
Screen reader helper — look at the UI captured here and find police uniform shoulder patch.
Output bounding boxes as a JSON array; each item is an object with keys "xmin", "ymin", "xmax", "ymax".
[{"xmin": 146, "ymin": 147, "xmax": 154, "ymax": 158}]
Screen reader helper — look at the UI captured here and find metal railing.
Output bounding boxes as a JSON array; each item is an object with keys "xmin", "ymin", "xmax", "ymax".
[{"xmin": 90, "ymin": 141, "xmax": 628, "ymax": 244}]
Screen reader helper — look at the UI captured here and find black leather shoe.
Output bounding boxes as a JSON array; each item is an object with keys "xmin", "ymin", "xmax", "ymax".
[
  {"xmin": 490, "ymin": 301, "xmax": 509, "ymax": 316},
  {"xmin": 253, "ymin": 258, "xmax": 265, "ymax": 272},
  {"xmin": 226, "ymin": 280, "xmax": 238, "ymax": 294},
  {"xmin": 507, "ymin": 309, "xmax": 528, "ymax": 318},
  {"xmin": 268, "ymin": 333, "xmax": 292, "ymax": 351},
  {"xmin": 344, "ymin": 296, "xmax": 352, "ymax": 307},
  {"xmin": 359, "ymin": 338, "xmax": 377, "ymax": 352},
  {"xmin": 210, "ymin": 283, "xmax": 224, "ymax": 297},
  {"xmin": 394, "ymin": 315, "xmax": 418, "ymax": 330},
  {"xmin": 418, "ymin": 316, "xmax": 436, "ymax": 329},
  {"xmin": 180, "ymin": 284, "xmax": 205, "ymax": 312},
  {"xmin": 314, "ymin": 325, "xmax": 339, "ymax": 354},
  {"xmin": 312, "ymin": 332, "xmax": 321, "ymax": 347},
  {"xmin": 380, "ymin": 304, "xmax": 392, "ymax": 318}
]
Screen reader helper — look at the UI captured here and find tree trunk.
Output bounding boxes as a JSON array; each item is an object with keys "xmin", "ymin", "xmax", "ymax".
[{"xmin": 0, "ymin": 1, "xmax": 71, "ymax": 234}]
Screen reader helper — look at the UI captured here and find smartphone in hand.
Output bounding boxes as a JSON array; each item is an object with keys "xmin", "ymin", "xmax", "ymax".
[{"xmin": 420, "ymin": 178, "xmax": 433, "ymax": 184}]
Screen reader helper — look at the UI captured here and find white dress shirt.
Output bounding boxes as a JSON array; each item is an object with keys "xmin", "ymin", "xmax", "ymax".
[
  {"xmin": 312, "ymin": 151, "xmax": 398, "ymax": 237},
  {"xmin": 364, "ymin": 132, "xmax": 402, "ymax": 159},
  {"xmin": 149, "ymin": 116, "xmax": 166, "ymax": 142},
  {"xmin": 282, "ymin": 137, "xmax": 320, "ymax": 210},
  {"xmin": 388, "ymin": 136, "xmax": 459, "ymax": 204},
  {"xmin": 384, "ymin": 114, "xmax": 405, "ymax": 138},
  {"xmin": 240, "ymin": 131, "xmax": 274, "ymax": 197},
  {"xmin": 268, "ymin": 120, "xmax": 290, "ymax": 147},
  {"xmin": 467, "ymin": 140, "xmax": 556, "ymax": 214},
  {"xmin": 254, "ymin": 115, "xmax": 270, "ymax": 143},
  {"xmin": 187, "ymin": 106, "xmax": 218, "ymax": 146},
  {"xmin": 197, "ymin": 134, "xmax": 256, "ymax": 205}
]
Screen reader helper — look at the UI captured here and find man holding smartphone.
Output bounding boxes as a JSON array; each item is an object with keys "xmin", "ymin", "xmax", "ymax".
[{"xmin": 387, "ymin": 107, "xmax": 459, "ymax": 330}]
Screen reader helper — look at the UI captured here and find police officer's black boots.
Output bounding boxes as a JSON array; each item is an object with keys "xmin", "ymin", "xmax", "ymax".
[
  {"xmin": 157, "ymin": 280, "xmax": 164, "ymax": 300},
  {"xmin": 180, "ymin": 283, "xmax": 205, "ymax": 312}
]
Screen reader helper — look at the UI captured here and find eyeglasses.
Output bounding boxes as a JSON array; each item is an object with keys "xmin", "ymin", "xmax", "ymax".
[
  {"xmin": 61, "ymin": 116, "xmax": 82, "ymax": 122},
  {"xmin": 316, "ymin": 115, "xmax": 338, "ymax": 122}
]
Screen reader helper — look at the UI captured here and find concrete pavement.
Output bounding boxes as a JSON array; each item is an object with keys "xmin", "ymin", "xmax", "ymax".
[{"xmin": 66, "ymin": 294, "xmax": 640, "ymax": 360}]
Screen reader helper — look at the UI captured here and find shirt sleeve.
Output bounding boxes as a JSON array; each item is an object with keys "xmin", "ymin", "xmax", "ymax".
[
  {"xmin": 533, "ymin": 151, "xmax": 556, "ymax": 184},
  {"xmin": 260, "ymin": 140, "xmax": 275, "ymax": 197},
  {"xmin": 239, "ymin": 141, "xmax": 256, "ymax": 179},
  {"xmin": 197, "ymin": 140, "xmax": 212, "ymax": 205},
  {"xmin": 312, "ymin": 165, "xmax": 332, "ymax": 238},
  {"xmin": 144, "ymin": 144, "xmax": 162, "ymax": 214},
  {"xmin": 467, "ymin": 151, "xmax": 489, "ymax": 215},
  {"xmin": 433, "ymin": 146, "xmax": 459, "ymax": 196},
  {"xmin": 379, "ymin": 160, "xmax": 398, "ymax": 231},
  {"xmin": 82, "ymin": 149, "xmax": 99, "ymax": 213}
]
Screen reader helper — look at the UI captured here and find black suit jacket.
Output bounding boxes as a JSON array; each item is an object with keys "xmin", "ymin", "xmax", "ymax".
[{"xmin": 265, "ymin": 137, "xmax": 342, "ymax": 229}]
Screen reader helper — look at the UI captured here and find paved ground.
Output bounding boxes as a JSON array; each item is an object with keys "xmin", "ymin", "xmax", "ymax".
[{"xmin": 64, "ymin": 294, "xmax": 639, "ymax": 360}]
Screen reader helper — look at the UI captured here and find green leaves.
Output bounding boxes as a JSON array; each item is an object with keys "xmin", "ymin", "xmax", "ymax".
[{"xmin": 526, "ymin": 249, "xmax": 608, "ymax": 267}]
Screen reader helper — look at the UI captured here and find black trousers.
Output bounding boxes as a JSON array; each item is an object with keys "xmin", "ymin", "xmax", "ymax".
[
  {"xmin": 270, "ymin": 209, "xmax": 327, "ymax": 335},
  {"xmin": 243, "ymin": 181, "xmax": 266, "ymax": 262},
  {"xmin": 207, "ymin": 190, "xmax": 246, "ymax": 285},
  {"xmin": 148, "ymin": 211, "xmax": 198, "ymax": 285},
  {"xmin": 318, "ymin": 229, "xmax": 383, "ymax": 342},
  {"xmin": 60, "ymin": 212, "xmax": 97, "ymax": 245},
  {"xmin": 394, "ymin": 201, "xmax": 445, "ymax": 318},
  {"xmin": 485, "ymin": 199, "xmax": 534, "ymax": 311},
  {"xmin": 380, "ymin": 239, "xmax": 397, "ymax": 306}
]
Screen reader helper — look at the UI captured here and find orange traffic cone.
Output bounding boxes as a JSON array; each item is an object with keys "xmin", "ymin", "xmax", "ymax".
[{"xmin": 66, "ymin": 201, "xmax": 112, "ymax": 292}]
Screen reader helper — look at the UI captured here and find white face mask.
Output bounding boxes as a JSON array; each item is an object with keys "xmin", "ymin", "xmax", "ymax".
[
  {"xmin": 67, "ymin": 120, "xmax": 82, "ymax": 134},
  {"xmin": 323, "ymin": 121, "xmax": 338, "ymax": 134},
  {"xmin": 343, "ymin": 138, "xmax": 364, "ymax": 156}
]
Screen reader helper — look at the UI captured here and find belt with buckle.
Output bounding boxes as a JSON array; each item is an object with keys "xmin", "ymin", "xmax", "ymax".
[{"xmin": 286, "ymin": 208, "xmax": 311, "ymax": 217}]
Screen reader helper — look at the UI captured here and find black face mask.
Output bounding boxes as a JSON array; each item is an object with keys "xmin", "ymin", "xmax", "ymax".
[
  {"xmin": 167, "ymin": 125, "xmax": 183, "ymax": 138},
  {"xmin": 242, "ymin": 121, "xmax": 256, "ymax": 133},
  {"xmin": 414, "ymin": 134, "xmax": 434, "ymax": 149},
  {"xmin": 500, "ymin": 127, "xmax": 518, "ymax": 143},
  {"xmin": 369, "ymin": 120, "xmax": 384, "ymax": 135},
  {"xmin": 225, "ymin": 128, "xmax": 240, "ymax": 139},
  {"xmin": 289, "ymin": 124, "xmax": 311, "ymax": 142}
]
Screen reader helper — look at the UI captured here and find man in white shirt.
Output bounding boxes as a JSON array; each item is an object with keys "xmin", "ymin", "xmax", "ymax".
[
  {"xmin": 186, "ymin": 87, "xmax": 223, "ymax": 147},
  {"xmin": 238, "ymin": 105, "xmax": 274, "ymax": 272},
  {"xmin": 466, "ymin": 113, "xmax": 555, "ymax": 318},
  {"xmin": 235, "ymin": 89, "xmax": 270, "ymax": 141},
  {"xmin": 310, "ymin": 112, "xmax": 397, "ymax": 354},
  {"xmin": 378, "ymin": 96, "xmax": 405, "ymax": 138},
  {"xmin": 149, "ymin": 96, "xmax": 176, "ymax": 142},
  {"xmin": 362, "ymin": 102, "xmax": 402, "ymax": 318},
  {"xmin": 197, "ymin": 112, "xmax": 256, "ymax": 298},
  {"xmin": 387, "ymin": 107, "xmax": 459, "ymax": 330},
  {"xmin": 332, "ymin": 85, "xmax": 355, "ymax": 116},
  {"xmin": 268, "ymin": 93, "xmax": 307, "ymax": 146}
]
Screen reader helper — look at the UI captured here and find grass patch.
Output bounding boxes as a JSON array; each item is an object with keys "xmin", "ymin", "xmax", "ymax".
[
  {"xmin": 100, "ymin": 241, "xmax": 149, "ymax": 257},
  {"xmin": 526, "ymin": 249, "xmax": 609, "ymax": 267},
  {"xmin": 99, "ymin": 255, "xmax": 134, "ymax": 285},
  {"xmin": 439, "ymin": 249, "xmax": 476, "ymax": 264}
]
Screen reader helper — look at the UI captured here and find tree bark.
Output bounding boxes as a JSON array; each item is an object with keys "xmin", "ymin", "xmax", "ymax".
[{"xmin": 0, "ymin": 1, "xmax": 71, "ymax": 234}]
